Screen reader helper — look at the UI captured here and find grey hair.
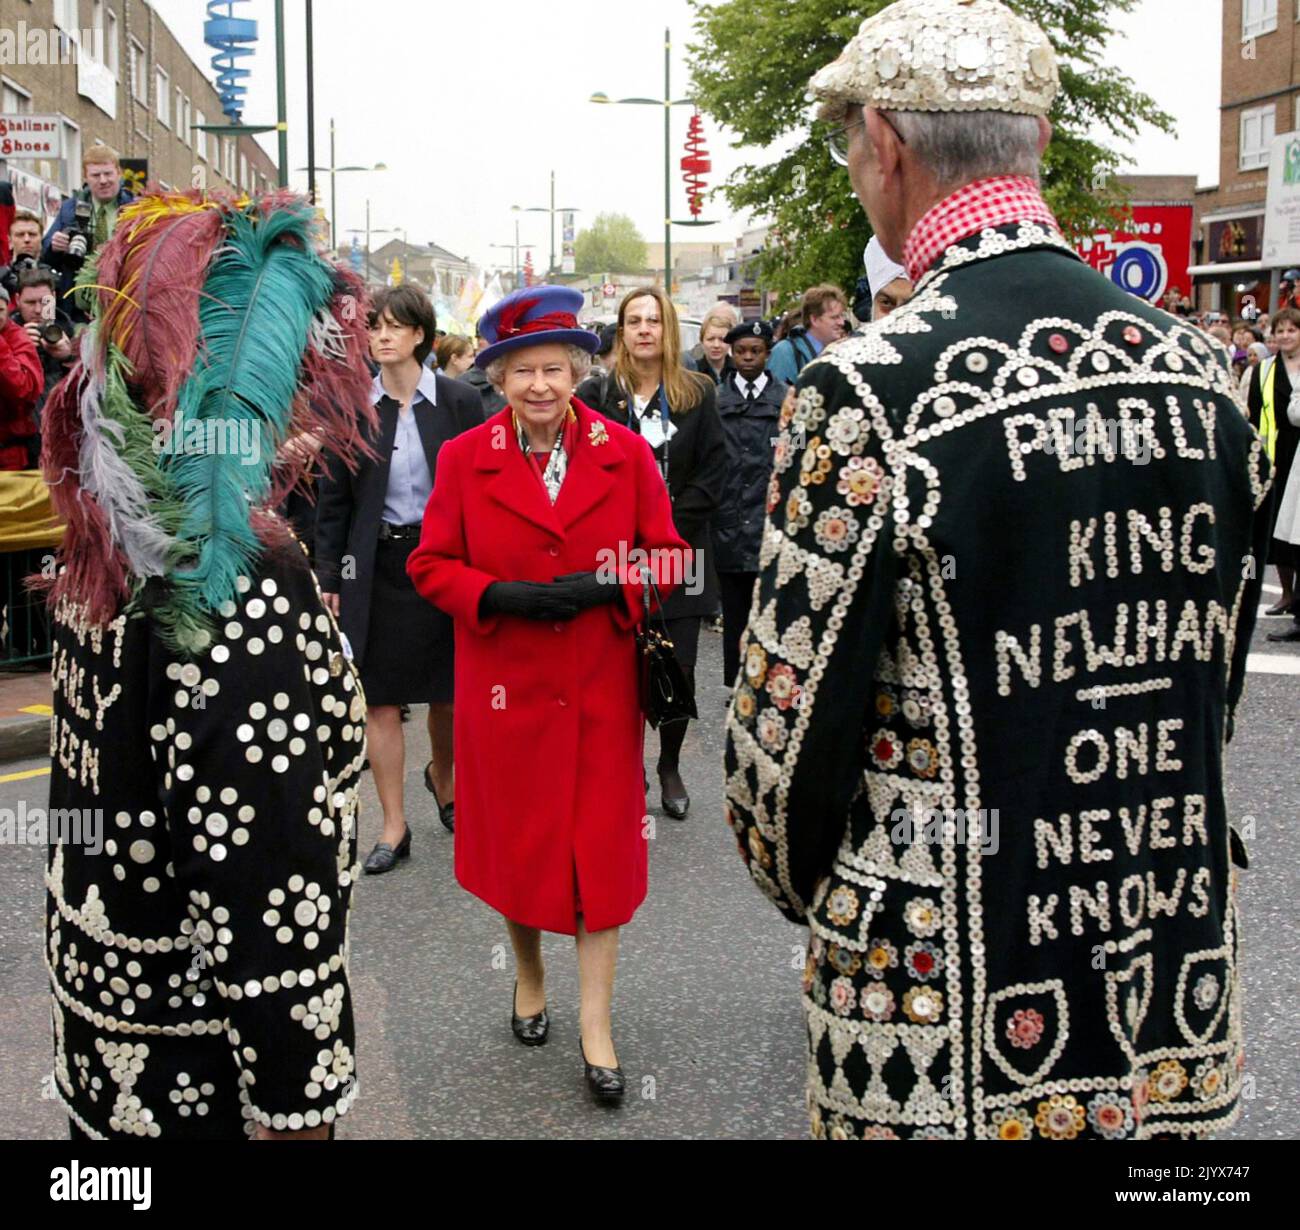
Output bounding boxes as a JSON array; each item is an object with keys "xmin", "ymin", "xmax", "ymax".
[
  {"xmin": 484, "ymin": 344, "xmax": 593, "ymax": 391},
  {"xmin": 883, "ymin": 109, "xmax": 1042, "ymax": 188}
]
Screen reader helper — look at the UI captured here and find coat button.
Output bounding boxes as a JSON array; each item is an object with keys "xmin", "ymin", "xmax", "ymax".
[
  {"xmin": 548, "ymin": 547, "xmax": 559, "ymax": 557},
  {"xmin": 557, "ymin": 697, "xmax": 568, "ymax": 707},
  {"xmin": 1048, "ymin": 333, "xmax": 1069, "ymax": 354},
  {"xmin": 553, "ymin": 623, "xmax": 563, "ymax": 633}
]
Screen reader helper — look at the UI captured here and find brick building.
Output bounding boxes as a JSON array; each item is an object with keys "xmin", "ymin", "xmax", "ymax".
[
  {"xmin": 1192, "ymin": 0, "xmax": 1300, "ymax": 316},
  {"xmin": 0, "ymin": 0, "xmax": 278, "ymax": 225}
]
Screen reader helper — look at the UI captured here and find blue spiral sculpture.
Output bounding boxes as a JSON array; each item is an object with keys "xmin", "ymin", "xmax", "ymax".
[{"xmin": 204, "ymin": 1, "xmax": 258, "ymax": 123}]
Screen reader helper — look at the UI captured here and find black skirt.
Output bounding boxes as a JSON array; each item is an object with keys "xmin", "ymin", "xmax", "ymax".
[
  {"xmin": 361, "ymin": 537, "xmax": 454, "ymax": 706},
  {"xmin": 662, "ymin": 615, "xmax": 701, "ymax": 671}
]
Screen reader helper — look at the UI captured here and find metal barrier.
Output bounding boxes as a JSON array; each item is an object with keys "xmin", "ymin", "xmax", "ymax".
[{"xmin": 1, "ymin": 548, "xmax": 53, "ymax": 667}]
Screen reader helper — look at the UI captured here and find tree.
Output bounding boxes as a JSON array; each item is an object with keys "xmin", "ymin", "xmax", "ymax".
[
  {"xmin": 575, "ymin": 213, "xmax": 648, "ymax": 275},
  {"xmin": 687, "ymin": 0, "xmax": 1174, "ymax": 302}
]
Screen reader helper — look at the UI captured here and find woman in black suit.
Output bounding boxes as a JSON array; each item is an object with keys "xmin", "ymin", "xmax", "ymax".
[
  {"xmin": 576, "ymin": 286, "xmax": 727, "ymax": 819},
  {"xmin": 316, "ymin": 286, "xmax": 484, "ymax": 872}
]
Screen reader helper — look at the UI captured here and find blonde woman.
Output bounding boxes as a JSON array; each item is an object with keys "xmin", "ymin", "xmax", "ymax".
[
  {"xmin": 576, "ymin": 287, "xmax": 727, "ymax": 819},
  {"xmin": 435, "ymin": 334, "xmax": 476, "ymax": 378},
  {"xmin": 691, "ymin": 303, "xmax": 740, "ymax": 386}
]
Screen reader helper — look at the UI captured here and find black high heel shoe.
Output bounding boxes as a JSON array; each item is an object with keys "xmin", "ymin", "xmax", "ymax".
[
  {"xmin": 580, "ymin": 1036, "xmax": 625, "ymax": 1102},
  {"xmin": 511, "ymin": 981, "xmax": 549, "ymax": 1046},
  {"xmin": 658, "ymin": 765, "xmax": 690, "ymax": 821},
  {"xmin": 424, "ymin": 760, "xmax": 454, "ymax": 833}
]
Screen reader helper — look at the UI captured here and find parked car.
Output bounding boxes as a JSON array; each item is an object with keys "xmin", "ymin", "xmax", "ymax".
[
  {"xmin": 679, "ymin": 317, "xmax": 702, "ymax": 353},
  {"xmin": 582, "ymin": 314, "xmax": 703, "ymax": 354}
]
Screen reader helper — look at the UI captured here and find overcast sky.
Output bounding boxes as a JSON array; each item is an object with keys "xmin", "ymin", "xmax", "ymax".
[{"xmin": 153, "ymin": 0, "xmax": 1222, "ymax": 273}]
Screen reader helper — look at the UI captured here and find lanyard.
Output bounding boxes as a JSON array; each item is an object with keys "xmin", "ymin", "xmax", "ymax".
[{"xmin": 630, "ymin": 381, "xmax": 671, "ymax": 489}]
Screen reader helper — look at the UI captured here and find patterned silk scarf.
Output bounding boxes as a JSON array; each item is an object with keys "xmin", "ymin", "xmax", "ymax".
[{"xmin": 515, "ymin": 406, "xmax": 577, "ymax": 504}]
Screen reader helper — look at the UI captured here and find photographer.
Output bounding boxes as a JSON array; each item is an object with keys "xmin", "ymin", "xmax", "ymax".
[
  {"xmin": 41, "ymin": 145, "xmax": 133, "ymax": 322},
  {"xmin": 0, "ymin": 209, "xmax": 51, "ymax": 298},
  {"xmin": 12, "ymin": 266, "xmax": 75, "ymax": 431},
  {"xmin": 0, "ymin": 284, "xmax": 43, "ymax": 470}
]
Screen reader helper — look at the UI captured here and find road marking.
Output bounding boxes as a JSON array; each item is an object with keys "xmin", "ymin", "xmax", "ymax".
[
  {"xmin": 1263, "ymin": 583, "xmax": 1282, "ymax": 596},
  {"xmin": 18, "ymin": 704, "xmax": 52, "ymax": 716},
  {"xmin": 0, "ymin": 766, "xmax": 51, "ymax": 784},
  {"xmin": 1247, "ymin": 653, "xmax": 1300, "ymax": 675}
]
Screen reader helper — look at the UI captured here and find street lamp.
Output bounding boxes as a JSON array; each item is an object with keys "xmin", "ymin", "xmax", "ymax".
[
  {"xmin": 512, "ymin": 171, "xmax": 579, "ymax": 278},
  {"xmin": 590, "ymin": 27, "xmax": 717, "ymax": 294},
  {"xmin": 490, "ymin": 217, "xmax": 536, "ymax": 289},
  {"xmin": 296, "ymin": 118, "xmax": 387, "ymax": 251},
  {"xmin": 346, "ymin": 199, "xmax": 399, "ymax": 279}
]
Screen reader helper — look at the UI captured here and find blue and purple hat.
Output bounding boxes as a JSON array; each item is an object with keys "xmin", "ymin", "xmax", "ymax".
[{"xmin": 475, "ymin": 285, "xmax": 600, "ymax": 369}]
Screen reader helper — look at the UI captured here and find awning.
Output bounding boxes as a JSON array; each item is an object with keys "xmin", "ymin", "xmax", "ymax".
[{"xmin": 1187, "ymin": 261, "xmax": 1267, "ymax": 277}]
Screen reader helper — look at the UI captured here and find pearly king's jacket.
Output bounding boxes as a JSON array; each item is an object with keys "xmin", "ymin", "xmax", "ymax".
[
  {"xmin": 723, "ymin": 221, "xmax": 1273, "ymax": 1141},
  {"xmin": 46, "ymin": 549, "xmax": 365, "ymax": 1139}
]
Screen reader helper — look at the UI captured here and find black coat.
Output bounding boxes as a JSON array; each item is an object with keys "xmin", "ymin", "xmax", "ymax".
[
  {"xmin": 1246, "ymin": 355, "xmax": 1299, "ymax": 549},
  {"xmin": 690, "ymin": 351, "xmax": 737, "ymax": 387},
  {"xmin": 576, "ymin": 370, "xmax": 727, "ymax": 618},
  {"xmin": 47, "ymin": 550, "xmax": 364, "ymax": 1138},
  {"xmin": 725, "ymin": 219, "xmax": 1271, "ymax": 1140},
  {"xmin": 713, "ymin": 372, "xmax": 789, "ymax": 573},
  {"xmin": 315, "ymin": 375, "xmax": 483, "ymax": 664},
  {"xmin": 458, "ymin": 364, "xmax": 507, "ymax": 419}
]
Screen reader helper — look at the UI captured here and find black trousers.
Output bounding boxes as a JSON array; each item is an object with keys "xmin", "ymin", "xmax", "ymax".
[{"xmin": 718, "ymin": 571, "xmax": 758, "ymax": 686}]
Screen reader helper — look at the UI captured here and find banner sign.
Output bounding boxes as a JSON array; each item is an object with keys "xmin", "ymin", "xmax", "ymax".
[
  {"xmin": 1076, "ymin": 203, "xmax": 1193, "ymax": 302},
  {"xmin": 0, "ymin": 115, "xmax": 62, "ymax": 158}
]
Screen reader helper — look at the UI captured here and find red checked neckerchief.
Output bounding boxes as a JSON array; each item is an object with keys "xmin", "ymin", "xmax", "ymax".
[{"xmin": 902, "ymin": 174, "xmax": 1061, "ymax": 285}]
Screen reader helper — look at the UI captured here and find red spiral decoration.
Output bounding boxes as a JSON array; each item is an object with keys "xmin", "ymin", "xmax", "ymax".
[{"xmin": 681, "ymin": 111, "xmax": 712, "ymax": 219}]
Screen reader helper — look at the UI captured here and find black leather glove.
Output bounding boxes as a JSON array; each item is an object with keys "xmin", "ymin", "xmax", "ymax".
[
  {"xmin": 551, "ymin": 571, "xmax": 619, "ymax": 611},
  {"xmin": 479, "ymin": 580, "xmax": 580, "ymax": 621}
]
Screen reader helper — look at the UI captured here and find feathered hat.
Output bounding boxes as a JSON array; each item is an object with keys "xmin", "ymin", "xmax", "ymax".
[{"xmin": 37, "ymin": 188, "xmax": 376, "ymax": 653}]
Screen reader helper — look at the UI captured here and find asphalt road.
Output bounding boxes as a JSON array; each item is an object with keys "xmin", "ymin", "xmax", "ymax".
[{"xmin": 2, "ymin": 608, "xmax": 1296, "ymax": 1140}]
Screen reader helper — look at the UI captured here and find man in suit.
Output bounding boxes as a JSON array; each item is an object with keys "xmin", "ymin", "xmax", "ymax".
[
  {"xmin": 725, "ymin": 0, "xmax": 1272, "ymax": 1141},
  {"xmin": 316, "ymin": 286, "xmax": 484, "ymax": 870}
]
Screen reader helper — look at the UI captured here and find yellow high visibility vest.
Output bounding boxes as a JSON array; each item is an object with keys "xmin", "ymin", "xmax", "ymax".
[{"xmin": 1260, "ymin": 357, "xmax": 1279, "ymax": 462}]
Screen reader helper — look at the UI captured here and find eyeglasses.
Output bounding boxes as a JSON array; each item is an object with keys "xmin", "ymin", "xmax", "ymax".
[
  {"xmin": 827, "ymin": 111, "xmax": 906, "ymax": 166},
  {"xmin": 827, "ymin": 118, "xmax": 866, "ymax": 167}
]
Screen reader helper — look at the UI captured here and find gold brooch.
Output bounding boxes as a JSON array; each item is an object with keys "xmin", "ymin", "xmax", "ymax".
[{"xmin": 589, "ymin": 420, "xmax": 609, "ymax": 447}]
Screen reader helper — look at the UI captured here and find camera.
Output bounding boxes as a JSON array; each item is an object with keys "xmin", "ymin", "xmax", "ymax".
[
  {"xmin": 65, "ymin": 198, "xmax": 94, "ymax": 263},
  {"xmin": 38, "ymin": 321, "xmax": 66, "ymax": 347},
  {"xmin": 0, "ymin": 252, "xmax": 39, "ymax": 297}
]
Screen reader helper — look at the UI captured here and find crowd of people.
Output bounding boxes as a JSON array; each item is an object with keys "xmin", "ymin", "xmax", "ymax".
[
  {"xmin": 24, "ymin": 0, "xmax": 1294, "ymax": 1144},
  {"xmin": 1, "ymin": 145, "xmax": 134, "ymax": 470}
]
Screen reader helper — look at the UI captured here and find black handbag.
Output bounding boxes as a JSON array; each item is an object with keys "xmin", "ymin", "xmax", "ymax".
[{"xmin": 636, "ymin": 576, "xmax": 697, "ymax": 729}]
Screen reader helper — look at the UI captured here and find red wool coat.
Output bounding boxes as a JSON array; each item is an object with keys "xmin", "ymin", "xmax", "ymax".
[{"xmin": 407, "ymin": 396, "xmax": 688, "ymax": 934}]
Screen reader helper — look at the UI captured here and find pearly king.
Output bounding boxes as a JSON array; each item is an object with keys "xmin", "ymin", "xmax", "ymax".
[{"xmin": 724, "ymin": 0, "xmax": 1273, "ymax": 1140}]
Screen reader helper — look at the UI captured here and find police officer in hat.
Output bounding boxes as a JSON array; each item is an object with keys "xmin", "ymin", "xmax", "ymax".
[
  {"xmin": 713, "ymin": 317, "xmax": 788, "ymax": 688},
  {"xmin": 724, "ymin": 0, "xmax": 1272, "ymax": 1141}
]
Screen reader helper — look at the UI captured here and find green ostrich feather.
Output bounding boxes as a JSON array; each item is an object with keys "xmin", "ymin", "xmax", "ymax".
[
  {"xmin": 159, "ymin": 201, "xmax": 336, "ymax": 644},
  {"xmin": 100, "ymin": 343, "xmax": 186, "ymax": 541}
]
